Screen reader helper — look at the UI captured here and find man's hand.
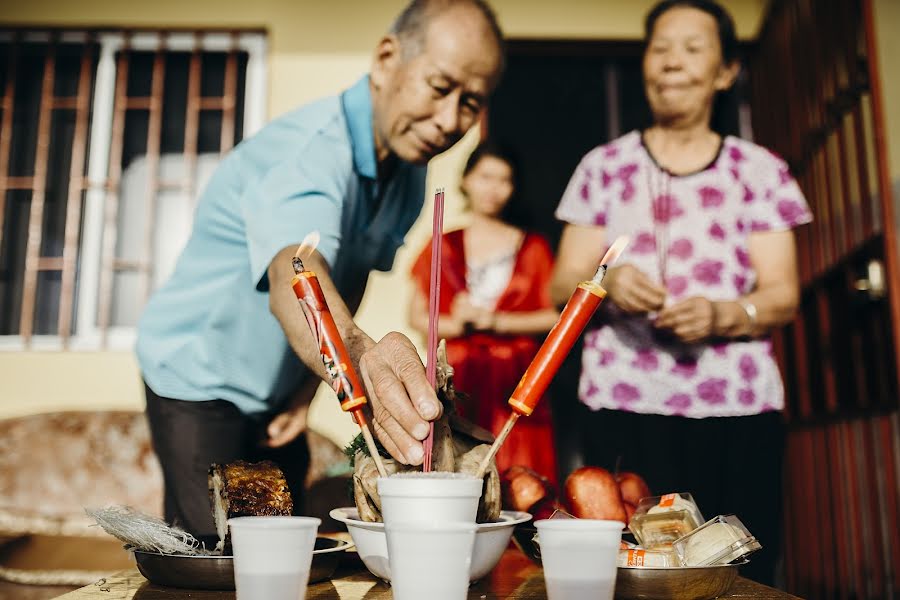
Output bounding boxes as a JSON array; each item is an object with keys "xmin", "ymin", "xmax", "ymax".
[
  {"xmin": 359, "ymin": 332, "xmax": 442, "ymax": 465},
  {"xmin": 264, "ymin": 400, "xmax": 310, "ymax": 448},
  {"xmin": 604, "ymin": 264, "xmax": 667, "ymax": 314},
  {"xmin": 263, "ymin": 376, "xmax": 320, "ymax": 448},
  {"xmin": 654, "ymin": 296, "xmax": 716, "ymax": 343}
]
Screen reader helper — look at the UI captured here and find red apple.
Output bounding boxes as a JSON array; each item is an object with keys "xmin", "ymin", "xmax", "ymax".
[
  {"xmin": 501, "ymin": 466, "xmax": 555, "ymax": 513},
  {"xmin": 564, "ymin": 466, "xmax": 627, "ymax": 522},
  {"xmin": 623, "ymin": 501, "xmax": 637, "ymax": 525},
  {"xmin": 616, "ymin": 471, "xmax": 651, "ymax": 507}
]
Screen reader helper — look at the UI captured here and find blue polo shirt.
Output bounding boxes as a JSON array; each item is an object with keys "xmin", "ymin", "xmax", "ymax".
[{"xmin": 136, "ymin": 76, "xmax": 426, "ymax": 414}]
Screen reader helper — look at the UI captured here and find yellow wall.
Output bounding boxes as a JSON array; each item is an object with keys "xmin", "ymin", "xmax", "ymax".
[
  {"xmin": 874, "ymin": 0, "xmax": 900, "ymax": 181},
  {"xmin": 0, "ymin": 0, "xmax": 768, "ymax": 447}
]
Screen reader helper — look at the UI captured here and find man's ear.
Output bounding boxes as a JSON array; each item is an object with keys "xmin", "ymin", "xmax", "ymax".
[
  {"xmin": 714, "ymin": 60, "xmax": 740, "ymax": 92},
  {"xmin": 370, "ymin": 35, "xmax": 402, "ymax": 90}
]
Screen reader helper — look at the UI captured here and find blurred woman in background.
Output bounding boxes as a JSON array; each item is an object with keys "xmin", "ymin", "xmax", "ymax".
[
  {"xmin": 409, "ymin": 143, "xmax": 560, "ymax": 483},
  {"xmin": 551, "ymin": 0, "xmax": 812, "ymax": 585}
]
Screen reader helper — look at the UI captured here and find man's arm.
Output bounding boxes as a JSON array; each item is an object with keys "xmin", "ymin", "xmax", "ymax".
[{"xmin": 267, "ymin": 244, "xmax": 440, "ymax": 465}]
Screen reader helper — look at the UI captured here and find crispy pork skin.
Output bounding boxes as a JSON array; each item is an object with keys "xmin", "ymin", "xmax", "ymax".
[{"xmin": 208, "ymin": 460, "xmax": 293, "ymax": 552}]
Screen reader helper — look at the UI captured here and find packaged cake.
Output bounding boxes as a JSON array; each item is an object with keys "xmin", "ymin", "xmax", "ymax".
[
  {"xmin": 673, "ymin": 514, "xmax": 761, "ymax": 566},
  {"xmin": 628, "ymin": 493, "xmax": 704, "ymax": 548}
]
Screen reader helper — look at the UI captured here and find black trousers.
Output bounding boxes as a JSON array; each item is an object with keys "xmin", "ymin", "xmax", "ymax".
[
  {"xmin": 579, "ymin": 407, "xmax": 785, "ymax": 587},
  {"xmin": 144, "ymin": 382, "xmax": 310, "ymax": 543}
]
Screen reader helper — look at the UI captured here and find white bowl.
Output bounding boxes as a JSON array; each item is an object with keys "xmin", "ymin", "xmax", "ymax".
[{"xmin": 329, "ymin": 507, "xmax": 531, "ymax": 582}]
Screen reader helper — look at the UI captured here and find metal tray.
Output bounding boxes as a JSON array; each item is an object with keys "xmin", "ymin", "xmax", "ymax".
[
  {"xmin": 615, "ymin": 561, "xmax": 747, "ymax": 600},
  {"xmin": 133, "ymin": 536, "xmax": 353, "ymax": 590},
  {"xmin": 513, "ymin": 523, "xmax": 745, "ymax": 600}
]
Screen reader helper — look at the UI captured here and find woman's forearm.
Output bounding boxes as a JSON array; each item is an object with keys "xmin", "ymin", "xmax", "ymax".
[
  {"xmin": 494, "ymin": 308, "xmax": 560, "ymax": 336},
  {"xmin": 713, "ymin": 281, "xmax": 800, "ymax": 338},
  {"xmin": 408, "ymin": 292, "xmax": 465, "ymax": 339}
]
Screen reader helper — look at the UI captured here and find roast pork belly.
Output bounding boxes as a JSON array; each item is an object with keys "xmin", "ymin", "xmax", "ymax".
[{"xmin": 208, "ymin": 460, "xmax": 293, "ymax": 552}]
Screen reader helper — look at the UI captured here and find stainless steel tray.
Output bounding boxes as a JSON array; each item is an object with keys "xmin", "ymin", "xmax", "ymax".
[
  {"xmin": 614, "ymin": 560, "xmax": 748, "ymax": 600},
  {"xmin": 133, "ymin": 536, "xmax": 353, "ymax": 590}
]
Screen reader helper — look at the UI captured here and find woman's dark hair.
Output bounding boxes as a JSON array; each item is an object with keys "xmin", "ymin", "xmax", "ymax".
[
  {"xmin": 643, "ymin": 0, "xmax": 742, "ymax": 136},
  {"xmin": 644, "ymin": 0, "xmax": 739, "ymax": 64},
  {"xmin": 463, "ymin": 141, "xmax": 516, "ymax": 178},
  {"xmin": 461, "ymin": 141, "xmax": 523, "ymax": 225}
]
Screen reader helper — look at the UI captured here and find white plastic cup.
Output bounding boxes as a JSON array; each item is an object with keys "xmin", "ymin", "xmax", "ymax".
[
  {"xmin": 377, "ymin": 472, "xmax": 482, "ymax": 524},
  {"xmin": 228, "ymin": 516, "xmax": 321, "ymax": 600},
  {"xmin": 385, "ymin": 521, "xmax": 477, "ymax": 600},
  {"xmin": 535, "ymin": 518, "xmax": 624, "ymax": 600}
]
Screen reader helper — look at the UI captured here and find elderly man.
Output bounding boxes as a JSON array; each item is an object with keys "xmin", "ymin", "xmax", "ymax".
[{"xmin": 136, "ymin": 0, "xmax": 504, "ymax": 538}]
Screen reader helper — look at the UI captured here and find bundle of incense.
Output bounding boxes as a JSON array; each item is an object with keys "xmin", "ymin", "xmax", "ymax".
[
  {"xmin": 475, "ymin": 236, "xmax": 630, "ymax": 478},
  {"xmin": 291, "ymin": 235, "xmax": 386, "ymax": 477},
  {"xmin": 422, "ymin": 188, "xmax": 445, "ymax": 472}
]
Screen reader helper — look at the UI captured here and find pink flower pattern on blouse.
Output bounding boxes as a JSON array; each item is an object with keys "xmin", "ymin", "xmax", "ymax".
[{"xmin": 556, "ymin": 131, "xmax": 812, "ymax": 417}]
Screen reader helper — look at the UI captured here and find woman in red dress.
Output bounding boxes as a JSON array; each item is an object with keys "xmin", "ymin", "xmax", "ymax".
[{"xmin": 409, "ymin": 143, "xmax": 560, "ymax": 483}]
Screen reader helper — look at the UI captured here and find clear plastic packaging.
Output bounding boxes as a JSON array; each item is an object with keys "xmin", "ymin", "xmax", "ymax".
[
  {"xmin": 617, "ymin": 547, "xmax": 677, "ymax": 567},
  {"xmin": 673, "ymin": 514, "xmax": 762, "ymax": 566},
  {"xmin": 628, "ymin": 493, "xmax": 704, "ymax": 549}
]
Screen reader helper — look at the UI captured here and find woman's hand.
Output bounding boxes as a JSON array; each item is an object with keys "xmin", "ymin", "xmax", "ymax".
[
  {"xmin": 604, "ymin": 264, "xmax": 667, "ymax": 315},
  {"xmin": 450, "ymin": 293, "xmax": 479, "ymax": 323},
  {"xmin": 450, "ymin": 293, "xmax": 494, "ymax": 332},
  {"xmin": 654, "ymin": 296, "xmax": 716, "ymax": 343}
]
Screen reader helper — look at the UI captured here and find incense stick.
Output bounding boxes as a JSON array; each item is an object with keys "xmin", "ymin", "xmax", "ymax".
[{"xmin": 423, "ymin": 188, "xmax": 444, "ymax": 472}]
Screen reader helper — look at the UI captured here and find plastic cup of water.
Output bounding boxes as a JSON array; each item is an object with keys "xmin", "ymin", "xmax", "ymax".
[
  {"xmin": 385, "ymin": 521, "xmax": 477, "ymax": 600},
  {"xmin": 535, "ymin": 518, "xmax": 624, "ymax": 600},
  {"xmin": 228, "ymin": 516, "xmax": 320, "ymax": 600},
  {"xmin": 377, "ymin": 471, "xmax": 482, "ymax": 524}
]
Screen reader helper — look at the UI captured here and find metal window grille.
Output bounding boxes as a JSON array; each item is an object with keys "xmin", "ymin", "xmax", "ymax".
[{"xmin": 0, "ymin": 29, "xmax": 267, "ymax": 350}]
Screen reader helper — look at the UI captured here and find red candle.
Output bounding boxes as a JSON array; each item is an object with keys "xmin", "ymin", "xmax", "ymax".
[
  {"xmin": 476, "ymin": 236, "xmax": 629, "ymax": 478},
  {"xmin": 290, "ymin": 240, "xmax": 387, "ymax": 477},
  {"xmin": 508, "ymin": 280, "xmax": 607, "ymax": 417},
  {"xmin": 291, "ymin": 267, "xmax": 368, "ymax": 417}
]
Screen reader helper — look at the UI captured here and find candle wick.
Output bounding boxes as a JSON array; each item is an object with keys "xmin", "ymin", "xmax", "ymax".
[
  {"xmin": 592, "ymin": 264, "xmax": 608, "ymax": 283},
  {"xmin": 292, "ymin": 256, "xmax": 305, "ymax": 274}
]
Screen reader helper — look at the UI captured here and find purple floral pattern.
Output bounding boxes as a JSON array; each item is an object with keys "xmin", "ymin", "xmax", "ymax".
[
  {"xmin": 612, "ymin": 383, "xmax": 641, "ymax": 404},
  {"xmin": 699, "ymin": 186, "xmax": 725, "ymax": 208},
  {"xmin": 693, "ymin": 260, "xmax": 724, "ymax": 285},
  {"xmin": 555, "ymin": 131, "xmax": 812, "ymax": 418},
  {"xmin": 698, "ymin": 378, "xmax": 728, "ymax": 404},
  {"xmin": 667, "ymin": 276, "xmax": 688, "ymax": 296},
  {"xmin": 708, "ymin": 221, "xmax": 726, "ymax": 240},
  {"xmin": 632, "ymin": 349, "xmax": 660, "ymax": 372},
  {"xmin": 632, "ymin": 232, "xmax": 657, "ymax": 254},
  {"xmin": 669, "ymin": 239, "xmax": 694, "ymax": 260}
]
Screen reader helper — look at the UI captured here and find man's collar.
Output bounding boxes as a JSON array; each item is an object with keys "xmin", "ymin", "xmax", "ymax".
[{"xmin": 341, "ymin": 75, "xmax": 378, "ymax": 181}]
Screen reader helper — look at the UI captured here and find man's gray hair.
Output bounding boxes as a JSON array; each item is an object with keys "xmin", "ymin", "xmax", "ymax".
[{"xmin": 389, "ymin": 0, "xmax": 505, "ymax": 65}]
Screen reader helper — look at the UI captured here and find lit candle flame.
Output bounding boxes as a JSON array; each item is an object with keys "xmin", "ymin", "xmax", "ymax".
[
  {"xmin": 294, "ymin": 231, "xmax": 321, "ymax": 260},
  {"xmin": 600, "ymin": 235, "xmax": 629, "ymax": 266}
]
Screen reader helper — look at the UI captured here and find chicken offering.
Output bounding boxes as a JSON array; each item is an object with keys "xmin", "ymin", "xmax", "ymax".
[{"xmin": 351, "ymin": 342, "xmax": 501, "ymax": 523}]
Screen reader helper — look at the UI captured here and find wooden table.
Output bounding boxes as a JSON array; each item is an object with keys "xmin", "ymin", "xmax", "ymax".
[{"xmin": 52, "ymin": 550, "xmax": 800, "ymax": 599}]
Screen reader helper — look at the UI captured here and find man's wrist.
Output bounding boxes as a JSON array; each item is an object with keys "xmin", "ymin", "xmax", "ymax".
[{"xmin": 343, "ymin": 326, "xmax": 375, "ymax": 363}]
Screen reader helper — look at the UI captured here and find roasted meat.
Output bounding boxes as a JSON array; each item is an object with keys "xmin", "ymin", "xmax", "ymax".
[{"xmin": 208, "ymin": 459, "xmax": 293, "ymax": 552}]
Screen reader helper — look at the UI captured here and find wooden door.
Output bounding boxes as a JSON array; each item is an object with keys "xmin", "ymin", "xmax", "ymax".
[{"xmin": 749, "ymin": 1, "xmax": 900, "ymax": 598}]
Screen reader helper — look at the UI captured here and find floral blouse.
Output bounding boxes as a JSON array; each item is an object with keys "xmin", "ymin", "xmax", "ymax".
[{"xmin": 556, "ymin": 131, "xmax": 812, "ymax": 418}]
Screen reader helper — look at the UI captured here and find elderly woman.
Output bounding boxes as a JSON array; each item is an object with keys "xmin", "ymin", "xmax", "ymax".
[{"xmin": 551, "ymin": 0, "xmax": 811, "ymax": 585}]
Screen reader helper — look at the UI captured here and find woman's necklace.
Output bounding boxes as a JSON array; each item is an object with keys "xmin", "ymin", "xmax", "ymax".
[{"xmin": 646, "ymin": 159, "xmax": 672, "ymax": 287}]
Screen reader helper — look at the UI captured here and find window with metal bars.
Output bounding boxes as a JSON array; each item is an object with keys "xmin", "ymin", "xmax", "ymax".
[{"xmin": 0, "ymin": 29, "xmax": 267, "ymax": 350}]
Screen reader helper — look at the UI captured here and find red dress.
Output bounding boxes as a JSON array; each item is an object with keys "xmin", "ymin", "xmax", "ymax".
[{"xmin": 411, "ymin": 229, "xmax": 558, "ymax": 485}]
